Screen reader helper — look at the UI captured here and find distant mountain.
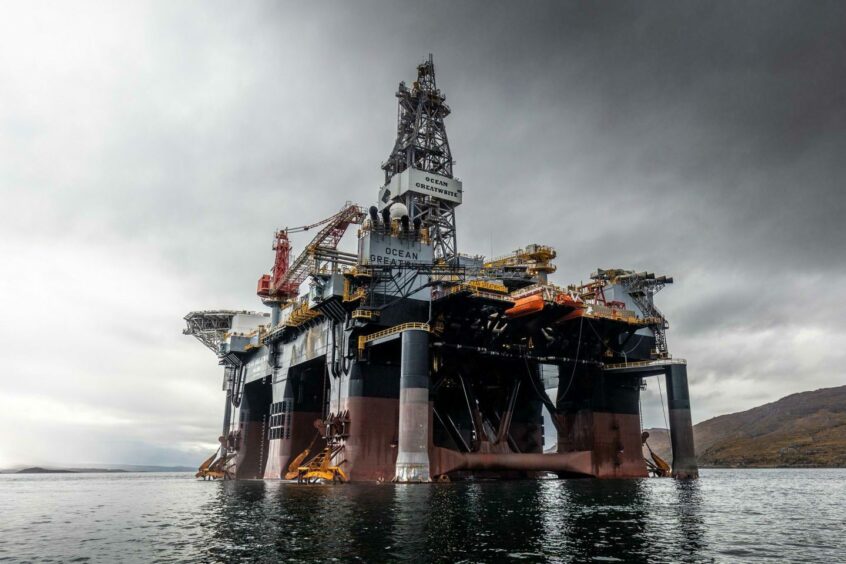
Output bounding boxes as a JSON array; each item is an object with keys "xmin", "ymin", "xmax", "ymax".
[
  {"xmin": 1, "ymin": 464, "xmax": 195, "ymax": 474},
  {"xmin": 16, "ymin": 467, "xmax": 77, "ymax": 474},
  {"xmin": 644, "ymin": 385, "xmax": 846, "ymax": 467},
  {"xmin": 15, "ymin": 467, "xmax": 126, "ymax": 474},
  {"xmin": 83, "ymin": 464, "xmax": 195, "ymax": 473}
]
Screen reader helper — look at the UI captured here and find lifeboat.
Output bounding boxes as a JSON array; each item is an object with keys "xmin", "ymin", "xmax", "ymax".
[{"xmin": 505, "ymin": 294, "xmax": 545, "ymax": 318}]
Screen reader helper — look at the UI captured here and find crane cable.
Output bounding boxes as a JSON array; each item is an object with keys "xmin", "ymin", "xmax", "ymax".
[{"xmin": 284, "ymin": 211, "xmax": 337, "ymax": 233}]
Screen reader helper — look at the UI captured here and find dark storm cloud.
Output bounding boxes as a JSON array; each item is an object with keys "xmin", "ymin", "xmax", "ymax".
[{"xmin": 2, "ymin": 1, "xmax": 844, "ymax": 465}]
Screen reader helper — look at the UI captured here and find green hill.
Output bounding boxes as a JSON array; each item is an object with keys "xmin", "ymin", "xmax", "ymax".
[{"xmin": 644, "ymin": 385, "xmax": 846, "ymax": 467}]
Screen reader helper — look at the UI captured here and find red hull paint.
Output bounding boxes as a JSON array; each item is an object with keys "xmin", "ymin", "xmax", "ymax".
[
  {"xmin": 263, "ymin": 410, "xmax": 322, "ymax": 479},
  {"xmin": 344, "ymin": 396, "xmax": 400, "ymax": 481},
  {"xmin": 557, "ymin": 411, "xmax": 648, "ymax": 478}
]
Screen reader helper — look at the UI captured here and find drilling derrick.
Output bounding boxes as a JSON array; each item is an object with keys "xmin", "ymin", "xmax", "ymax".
[{"xmin": 380, "ymin": 54, "xmax": 460, "ymax": 264}]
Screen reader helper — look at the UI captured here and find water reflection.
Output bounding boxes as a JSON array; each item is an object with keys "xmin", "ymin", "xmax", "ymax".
[
  {"xmin": 403, "ymin": 481, "xmax": 550, "ymax": 560},
  {"xmin": 673, "ymin": 480, "xmax": 706, "ymax": 558},
  {"xmin": 556, "ymin": 479, "xmax": 651, "ymax": 562},
  {"xmin": 7, "ymin": 471, "xmax": 845, "ymax": 562},
  {"xmin": 197, "ymin": 478, "xmax": 711, "ymax": 562}
]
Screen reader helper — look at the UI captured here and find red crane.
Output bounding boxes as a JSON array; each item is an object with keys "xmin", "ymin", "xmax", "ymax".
[{"xmin": 257, "ymin": 203, "xmax": 365, "ymax": 305}]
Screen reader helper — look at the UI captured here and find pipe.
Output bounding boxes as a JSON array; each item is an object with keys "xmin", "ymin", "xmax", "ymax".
[
  {"xmin": 231, "ymin": 365, "xmax": 245, "ymax": 407},
  {"xmin": 381, "ymin": 208, "xmax": 391, "ymax": 232},
  {"xmin": 495, "ymin": 381, "xmax": 520, "ymax": 444},
  {"xmin": 329, "ymin": 322, "xmax": 340, "ymax": 378},
  {"xmin": 431, "ymin": 342, "xmax": 602, "ymax": 366},
  {"xmin": 221, "ymin": 385, "xmax": 233, "ymax": 456},
  {"xmin": 341, "ymin": 319, "xmax": 353, "ymax": 375},
  {"xmin": 434, "ymin": 448, "xmax": 593, "ymax": 475},
  {"xmin": 433, "ymin": 408, "xmax": 470, "ymax": 452},
  {"xmin": 461, "ymin": 452, "xmax": 590, "ymax": 473},
  {"xmin": 458, "ymin": 372, "xmax": 483, "ymax": 448}
]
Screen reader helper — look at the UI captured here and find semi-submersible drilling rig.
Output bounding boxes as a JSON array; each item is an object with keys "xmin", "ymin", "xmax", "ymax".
[{"xmin": 185, "ymin": 57, "xmax": 698, "ymax": 482}]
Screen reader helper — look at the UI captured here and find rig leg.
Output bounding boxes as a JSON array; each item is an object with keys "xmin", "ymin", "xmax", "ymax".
[
  {"xmin": 394, "ymin": 329, "xmax": 430, "ymax": 482},
  {"xmin": 665, "ymin": 364, "xmax": 698, "ymax": 479}
]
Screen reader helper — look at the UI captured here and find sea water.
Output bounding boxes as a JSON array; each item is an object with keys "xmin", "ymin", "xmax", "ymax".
[{"xmin": 0, "ymin": 469, "xmax": 843, "ymax": 562}]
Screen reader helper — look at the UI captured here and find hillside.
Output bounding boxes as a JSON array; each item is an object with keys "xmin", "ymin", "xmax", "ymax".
[
  {"xmin": 1, "ymin": 464, "xmax": 195, "ymax": 474},
  {"xmin": 14, "ymin": 467, "xmax": 127, "ymax": 474},
  {"xmin": 16, "ymin": 467, "xmax": 76, "ymax": 474},
  {"xmin": 644, "ymin": 385, "xmax": 846, "ymax": 467}
]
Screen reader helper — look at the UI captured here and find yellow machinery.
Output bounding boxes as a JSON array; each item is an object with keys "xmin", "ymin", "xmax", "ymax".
[
  {"xmin": 196, "ymin": 451, "xmax": 217, "ymax": 479},
  {"xmin": 284, "ymin": 434, "xmax": 319, "ymax": 480},
  {"xmin": 196, "ymin": 448, "xmax": 234, "ymax": 480},
  {"xmin": 483, "ymin": 244, "xmax": 557, "ymax": 282},
  {"xmin": 642, "ymin": 433, "xmax": 672, "ymax": 478},
  {"xmin": 295, "ymin": 447, "xmax": 348, "ymax": 484},
  {"xmin": 286, "ymin": 299, "xmax": 323, "ymax": 327},
  {"xmin": 466, "ymin": 279, "xmax": 509, "ymax": 294}
]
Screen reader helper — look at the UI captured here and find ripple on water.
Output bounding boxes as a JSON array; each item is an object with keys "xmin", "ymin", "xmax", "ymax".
[{"xmin": 0, "ymin": 470, "xmax": 844, "ymax": 562}]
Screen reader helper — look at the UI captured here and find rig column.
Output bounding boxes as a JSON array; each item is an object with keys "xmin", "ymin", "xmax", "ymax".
[
  {"xmin": 665, "ymin": 364, "xmax": 698, "ymax": 479},
  {"xmin": 394, "ymin": 329, "xmax": 430, "ymax": 482}
]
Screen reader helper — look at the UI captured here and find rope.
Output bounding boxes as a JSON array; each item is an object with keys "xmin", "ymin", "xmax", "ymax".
[
  {"xmin": 522, "ymin": 357, "xmax": 563, "ymax": 437},
  {"xmin": 523, "ymin": 357, "xmax": 552, "ymax": 410},
  {"xmin": 606, "ymin": 333, "xmax": 646, "ymax": 356},
  {"xmin": 656, "ymin": 375, "xmax": 669, "ymax": 432},
  {"xmin": 556, "ymin": 315, "xmax": 584, "ymax": 404}
]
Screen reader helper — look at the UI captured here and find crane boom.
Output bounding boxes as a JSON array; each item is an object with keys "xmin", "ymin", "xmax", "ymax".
[
  {"xmin": 257, "ymin": 203, "xmax": 366, "ymax": 305},
  {"xmin": 279, "ymin": 204, "xmax": 365, "ymax": 294},
  {"xmin": 286, "ymin": 214, "xmax": 337, "ymax": 233}
]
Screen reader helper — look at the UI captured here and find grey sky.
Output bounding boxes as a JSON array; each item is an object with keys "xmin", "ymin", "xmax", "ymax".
[{"xmin": 1, "ymin": 1, "xmax": 844, "ymax": 467}]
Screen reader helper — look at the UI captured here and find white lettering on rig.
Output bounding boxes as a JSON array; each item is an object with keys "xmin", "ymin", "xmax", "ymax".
[
  {"xmin": 414, "ymin": 181, "xmax": 458, "ymax": 199},
  {"xmin": 384, "ymin": 247, "xmax": 419, "ymax": 259},
  {"xmin": 393, "ymin": 169, "xmax": 462, "ymax": 204}
]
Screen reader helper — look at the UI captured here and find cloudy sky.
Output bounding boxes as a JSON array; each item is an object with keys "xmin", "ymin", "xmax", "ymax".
[{"xmin": 1, "ymin": 1, "xmax": 844, "ymax": 467}]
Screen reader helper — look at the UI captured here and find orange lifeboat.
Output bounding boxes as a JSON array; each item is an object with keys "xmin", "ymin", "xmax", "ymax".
[{"xmin": 505, "ymin": 294, "xmax": 545, "ymax": 318}]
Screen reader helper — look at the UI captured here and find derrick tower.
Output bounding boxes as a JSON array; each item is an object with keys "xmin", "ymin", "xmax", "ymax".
[{"xmin": 381, "ymin": 54, "xmax": 461, "ymax": 263}]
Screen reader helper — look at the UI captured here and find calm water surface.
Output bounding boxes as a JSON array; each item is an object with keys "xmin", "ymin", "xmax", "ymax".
[{"xmin": 0, "ymin": 469, "xmax": 843, "ymax": 563}]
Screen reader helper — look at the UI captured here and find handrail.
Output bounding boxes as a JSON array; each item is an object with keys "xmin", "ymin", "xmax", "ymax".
[
  {"xmin": 484, "ymin": 244, "xmax": 556, "ymax": 267},
  {"xmin": 443, "ymin": 283, "xmax": 515, "ymax": 302},
  {"xmin": 357, "ymin": 322, "xmax": 430, "ymax": 354},
  {"xmin": 603, "ymin": 358, "xmax": 686, "ymax": 370}
]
